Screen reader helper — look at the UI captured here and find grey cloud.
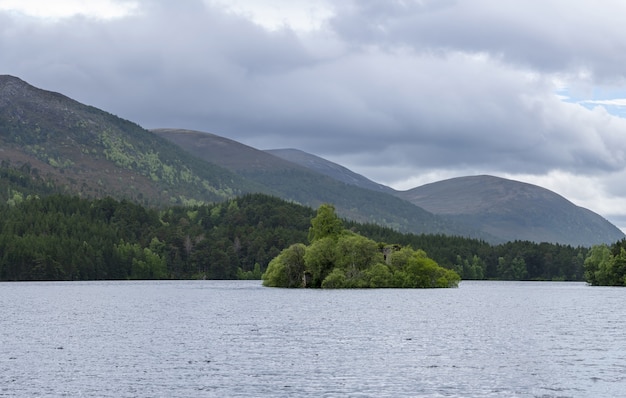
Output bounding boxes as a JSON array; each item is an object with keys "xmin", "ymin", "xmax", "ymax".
[
  {"xmin": 329, "ymin": 0, "xmax": 626, "ymax": 83},
  {"xmin": 2, "ymin": 0, "xmax": 626, "ymax": 182}
]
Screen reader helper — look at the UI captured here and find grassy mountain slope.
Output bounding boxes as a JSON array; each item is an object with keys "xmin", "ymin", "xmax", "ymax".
[
  {"xmin": 397, "ymin": 175, "xmax": 625, "ymax": 246},
  {"xmin": 0, "ymin": 75, "xmax": 262, "ymax": 206},
  {"xmin": 153, "ymin": 128, "xmax": 488, "ymax": 238}
]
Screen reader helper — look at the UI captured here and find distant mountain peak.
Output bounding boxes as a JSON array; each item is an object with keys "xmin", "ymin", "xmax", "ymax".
[
  {"xmin": 397, "ymin": 175, "xmax": 624, "ymax": 246},
  {"xmin": 0, "ymin": 75, "xmax": 39, "ymax": 104},
  {"xmin": 0, "ymin": 74, "xmax": 25, "ymax": 85}
]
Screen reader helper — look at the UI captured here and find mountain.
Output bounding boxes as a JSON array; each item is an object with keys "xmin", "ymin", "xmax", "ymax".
[
  {"xmin": 1, "ymin": 76, "xmax": 465, "ymax": 238},
  {"xmin": 396, "ymin": 175, "xmax": 624, "ymax": 246},
  {"xmin": 153, "ymin": 128, "xmax": 485, "ymax": 238},
  {"xmin": 260, "ymin": 148, "xmax": 624, "ymax": 246},
  {"xmin": 0, "ymin": 75, "xmax": 262, "ymax": 206},
  {"xmin": 3, "ymin": 75, "xmax": 621, "ymax": 246},
  {"xmin": 265, "ymin": 148, "xmax": 395, "ymax": 194},
  {"xmin": 153, "ymin": 129, "xmax": 625, "ymax": 246}
]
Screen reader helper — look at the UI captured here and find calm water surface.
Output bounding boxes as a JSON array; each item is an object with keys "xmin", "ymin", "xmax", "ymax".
[{"xmin": 1, "ymin": 280, "xmax": 625, "ymax": 397}]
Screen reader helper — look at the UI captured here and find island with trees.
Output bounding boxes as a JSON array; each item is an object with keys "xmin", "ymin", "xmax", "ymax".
[{"xmin": 262, "ymin": 204, "xmax": 461, "ymax": 288}]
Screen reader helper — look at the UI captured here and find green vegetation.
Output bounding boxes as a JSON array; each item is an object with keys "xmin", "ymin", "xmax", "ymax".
[
  {"xmin": 0, "ymin": 190, "xmax": 313, "ymax": 280},
  {"xmin": 344, "ymin": 221, "xmax": 587, "ymax": 281},
  {"xmin": 262, "ymin": 204, "xmax": 460, "ymax": 288},
  {"xmin": 584, "ymin": 239, "xmax": 626, "ymax": 286},
  {"xmin": 0, "ymin": 167, "xmax": 592, "ymax": 282}
]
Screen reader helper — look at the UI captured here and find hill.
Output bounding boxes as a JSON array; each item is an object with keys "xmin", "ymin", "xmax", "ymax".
[
  {"xmin": 259, "ymin": 147, "xmax": 623, "ymax": 246},
  {"xmin": 396, "ymin": 175, "xmax": 624, "ymax": 246},
  {"xmin": 153, "ymin": 128, "xmax": 485, "ymax": 238},
  {"xmin": 0, "ymin": 75, "xmax": 262, "ymax": 206}
]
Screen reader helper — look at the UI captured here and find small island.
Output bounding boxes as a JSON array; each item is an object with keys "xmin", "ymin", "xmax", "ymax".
[{"xmin": 262, "ymin": 204, "xmax": 460, "ymax": 288}]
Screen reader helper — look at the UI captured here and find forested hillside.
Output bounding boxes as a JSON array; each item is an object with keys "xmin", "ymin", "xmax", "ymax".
[
  {"xmin": 0, "ymin": 189, "xmax": 589, "ymax": 282},
  {"xmin": 0, "ymin": 193, "xmax": 312, "ymax": 280}
]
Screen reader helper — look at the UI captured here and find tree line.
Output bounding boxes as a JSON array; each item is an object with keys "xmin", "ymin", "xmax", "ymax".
[{"xmin": 0, "ymin": 190, "xmax": 594, "ymax": 282}]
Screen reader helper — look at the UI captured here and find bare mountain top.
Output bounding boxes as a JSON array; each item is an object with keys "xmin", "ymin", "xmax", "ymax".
[
  {"xmin": 397, "ymin": 175, "xmax": 624, "ymax": 246},
  {"xmin": 399, "ymin": 175, "xmax": 557, "ymax": 215}
]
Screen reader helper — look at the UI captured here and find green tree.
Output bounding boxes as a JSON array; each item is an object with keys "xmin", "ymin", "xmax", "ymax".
[
  {"xmin": 308, "ymin": 204, "xmax": 343, "ymax": 243},
  {"xmin": 238, "ymin": 263, "xmax": 263, "ymax": 280},
  {"xmin": 365, "ymin": 263, "xmax": 394, "ymax": 288},
  {"xmin": 321, "ymin": 268, "xmax": 347, "ymax": 288},
  {"xmin": 402, "ymin": 249, "xmax": 460, "ymax": 288},
  {"xmin": 584, "ymin": 244, "xmax": 611, "ymax": 286},
  {"xmin": 334, "ymin": 233, "xmax": 382, "ymax": 271},
  {"xmin": 304, "ymin": 237, "xmax": 336, "ymax": 287},
  {"xmin": 131, "ymin": 248, "xmax": 167, "ymax": 279},
  {"xmin": 262, "ymin": 243, "xmax": 307, "ymax": 287},
  {"xmin": 498, "ymin": 255, "xmax": 528, "ymax": 280}
]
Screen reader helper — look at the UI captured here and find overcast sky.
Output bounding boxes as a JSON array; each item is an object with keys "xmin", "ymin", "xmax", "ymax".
[{"xmin": 2, "ymin": 0, "xmax": 626, "ymax": 232}]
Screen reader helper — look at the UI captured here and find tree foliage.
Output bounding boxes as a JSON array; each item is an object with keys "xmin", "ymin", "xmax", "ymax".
[
  {"xmin": 346, "ymin": 221, "xmax": 588, "ymax": 281},
  {"xmin": 584, "ymin": 240, "xmax": 626, "ymax": 286},
  {"xmin": 308, "ymin": 204, "xmax": 343, "ymax": 242},
  {"xmin": 263, "ymin": 205, "xmax": 460, "ymax": 288},
  {"xmin": 0, "ymin": 192, "xmax": 312, "ymax": 281}
]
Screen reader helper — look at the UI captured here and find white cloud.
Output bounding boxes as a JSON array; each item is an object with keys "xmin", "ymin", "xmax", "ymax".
[
  {"xmin": 581, "ymin": 99, "xmax": 626, "ymax": 107},
  {"xmin": 208, "ymin": 0, "xmax": 333, "ymax": 32},
  {"xmin": 0, "ymin": 0, "xmax": 138, "ymax": 20}
]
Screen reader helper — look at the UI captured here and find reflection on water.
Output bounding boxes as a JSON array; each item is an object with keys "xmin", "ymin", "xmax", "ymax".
[{"xmin": 1, "ymin": 280, "xmax": 625, "ymax": 397}]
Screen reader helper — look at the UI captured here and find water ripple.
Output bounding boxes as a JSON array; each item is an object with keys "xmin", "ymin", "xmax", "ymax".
[{"xmin": 1, "ymin": 280, "xmax": 625, "ymax": 397}]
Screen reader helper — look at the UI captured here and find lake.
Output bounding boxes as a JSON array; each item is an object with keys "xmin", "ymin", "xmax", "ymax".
[{"xmin": 1, "ymin": 280, "xmax": 624, "ymax": 397}]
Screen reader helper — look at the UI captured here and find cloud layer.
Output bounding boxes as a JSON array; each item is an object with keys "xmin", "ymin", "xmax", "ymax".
[{"xmin": 2, "ymin": 0, "xmax": 626, "ymax": 231}]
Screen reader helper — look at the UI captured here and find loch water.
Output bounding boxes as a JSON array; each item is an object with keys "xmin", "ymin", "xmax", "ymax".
[{"xmin": 1, "ymin": 280, "xmax": 625, "ymax": 397}]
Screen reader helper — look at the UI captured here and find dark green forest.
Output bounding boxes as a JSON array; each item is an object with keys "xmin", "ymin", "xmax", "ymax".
[
  {"xmin": 0, "ymin": 191, "xmax": 590, "ymax": 282},
  {"xmin": 0, "ymin": 162, "xmax": 592, "ymax": 282}
]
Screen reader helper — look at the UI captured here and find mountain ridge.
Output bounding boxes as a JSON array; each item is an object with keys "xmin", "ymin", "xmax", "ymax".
[{"xmin": 1, "ymin": 75, "xmax": 622, "ymax": 246}]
